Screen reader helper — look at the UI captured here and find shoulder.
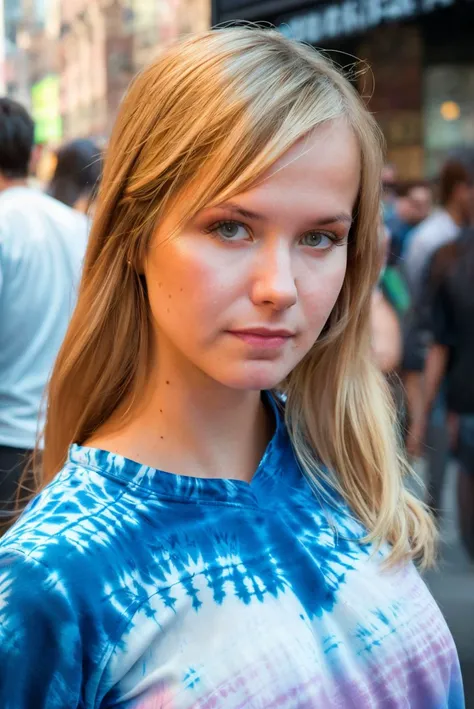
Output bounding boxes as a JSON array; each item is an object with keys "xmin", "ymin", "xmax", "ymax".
[
  {"xmin": 429, "ymin": 240, "xmax": 457, "ymax": 282},
  {"xmin": 0, "ymin": 548, "xmax": 75, "ymax": 632},
  {"xmin": 0, "ymin": 548, "xmax": 81, "ymax": 708},
  {"xmin": 408, "ymin": 212, "xmax": 439, "ymax": 245},
  {"xmin": 0, "ymin": 188, "xmax": 88, "ymax": 245},
  {"xmin": 0, "ymin": 452, "xmax": 145, "ymax": 613},
  {"xmin": 430, "ymin": 229, "xmax": 474, "ymax": 284},
  {"xmin": 0, "ymin": 546, "xmax": 105, "ymax": 709},
  {"xmin": 0, "ymin": 457, "xmax": 144, "ymax": 655},
  {"xmin": 1, "ymin": 456, "xmax": 133, "ymax": 569},
  {"xmin": 414, "ymin": 210, "xmax": 456, "ymax": 243},
  {"xmin": 0, "ymin": 187, "xmax": 48, "ymax": 222}
]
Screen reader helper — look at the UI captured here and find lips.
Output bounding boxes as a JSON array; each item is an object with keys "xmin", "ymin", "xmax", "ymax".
[
  {"xmin": 229, "ymin": 328, "xmax": 295, "ymax": 338},
  {"xmin": 228, "ymin": 328, "xmax": 295, "ymax": 349}
]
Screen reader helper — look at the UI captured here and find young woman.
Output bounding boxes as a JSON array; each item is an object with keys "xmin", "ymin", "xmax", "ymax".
[{"xmin": 0, "ymin": 28, "xmax": 463, "ymax": 709}]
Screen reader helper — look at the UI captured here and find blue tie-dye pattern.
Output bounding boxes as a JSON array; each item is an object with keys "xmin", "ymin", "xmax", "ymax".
[
  {"xmin": 183, "ymin": 668, "xmax": 201, "ymax": 689},
  {"xmin": 0, "ymin": 395, "xmax": 464, "ymax": 709}
]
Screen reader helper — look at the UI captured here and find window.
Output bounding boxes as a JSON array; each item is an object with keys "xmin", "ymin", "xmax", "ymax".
[{"xmin": 424, "ymin": 65, "xmax": 474, "ymax": 176}]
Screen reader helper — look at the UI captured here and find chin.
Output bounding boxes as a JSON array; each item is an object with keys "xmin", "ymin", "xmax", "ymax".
[{"xmin": 214, "ymin": 362, "xmax": 293, "ymax": 392}]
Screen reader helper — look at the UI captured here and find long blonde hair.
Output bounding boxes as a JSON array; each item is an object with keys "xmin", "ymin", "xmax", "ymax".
[{"xmin": 43, "ymin": 28, "xmax": 435, "ymax": 566}]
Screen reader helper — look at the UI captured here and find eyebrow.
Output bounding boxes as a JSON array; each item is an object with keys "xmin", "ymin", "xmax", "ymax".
[{"xmin": 215, "ymin": 201, "xmax": 353, "ymax": 226}]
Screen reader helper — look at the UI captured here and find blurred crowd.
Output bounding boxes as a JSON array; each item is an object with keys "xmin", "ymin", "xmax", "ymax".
[
  {"xmin": 0, "ymin": 94, "xmax": 474, "ymax": 563},
  {"xmin": 376, "ymin": 155, "xmax": 474, "ymax": 562}
]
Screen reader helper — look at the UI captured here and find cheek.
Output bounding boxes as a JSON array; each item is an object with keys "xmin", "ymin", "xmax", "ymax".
[
  {"xmin": 146, "ymin": 240, "xmax": 237, "ymax": 327},
  {"xmin": 301, "ymin": 254, "xmax": 347, "ymax": 327}
]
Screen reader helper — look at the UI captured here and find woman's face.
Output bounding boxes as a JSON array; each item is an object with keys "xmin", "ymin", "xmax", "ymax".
[{"xmin": 145, "ymin": 118, "xmax": 361, "ymax": 391}]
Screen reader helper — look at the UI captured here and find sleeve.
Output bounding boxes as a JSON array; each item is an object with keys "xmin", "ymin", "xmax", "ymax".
[
  {"xmin": 430, "ymin": 278, "xmax": 456, "ymax": 347},
  {"xmin": 0, "ymin": 551, "xmax": 82, "ymax": 709},
  {"xmin": 401, "ymin": 251, "xmax": 443, "ymax": 372},
  {"xmin": 402, "ymin": 279, "xmax": 432, "ymax": 373}
]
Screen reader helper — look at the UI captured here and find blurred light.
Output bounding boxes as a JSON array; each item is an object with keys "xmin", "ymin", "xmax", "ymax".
[{"xmin": 440, "ymin": 101, "xmax": 461, "ymax": 121}]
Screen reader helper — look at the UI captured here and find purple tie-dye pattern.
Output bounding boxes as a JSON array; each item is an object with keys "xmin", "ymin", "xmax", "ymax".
[{"xmin": 0, "ymin": 394, "xmax": 464, "ymax": 708}]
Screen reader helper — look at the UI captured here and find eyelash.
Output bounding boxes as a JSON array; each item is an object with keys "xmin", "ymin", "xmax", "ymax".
[
  {"xmin": 204, "ymin": 219, "xmax": 345, "ymax": 248},
  {"xmin": 204, "ymin": 220, "xmax": 249, "ymax": 241}
]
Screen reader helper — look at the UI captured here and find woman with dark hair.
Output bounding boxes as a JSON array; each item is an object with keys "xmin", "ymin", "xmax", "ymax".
[{"xmin": 48, "ymin": 138, "xmax": 102, "ymax": 214}]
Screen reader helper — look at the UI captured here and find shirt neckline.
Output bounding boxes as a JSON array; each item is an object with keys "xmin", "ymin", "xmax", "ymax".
[{"xmin": 68, "ymin": 392, "xmax": 285, "ymax": 508}]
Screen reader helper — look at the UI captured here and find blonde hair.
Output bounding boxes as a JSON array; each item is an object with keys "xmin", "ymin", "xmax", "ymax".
[{"xmin": 42, "ymin": 28, "xmax": 435, "ymax": 566}]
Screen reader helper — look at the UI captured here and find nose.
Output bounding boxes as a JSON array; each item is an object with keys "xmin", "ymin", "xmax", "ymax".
[{"xmin": 250, "ymin": 240, "xmax": 297, "ymax": 311}]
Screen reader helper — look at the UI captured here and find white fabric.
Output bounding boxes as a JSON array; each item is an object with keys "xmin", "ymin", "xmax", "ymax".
[
  {"xmin": 0, "ymin": 187, "xmax": 88, "ymax": 449},
  {"xmin": 404, "ymin": 209, "xmax": 459, "ymax": 299}
]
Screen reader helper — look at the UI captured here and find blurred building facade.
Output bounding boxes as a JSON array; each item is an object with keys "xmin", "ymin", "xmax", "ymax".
[
  {"xmin": 2, "ymin": 0, "xmax": 210, "ymax": 145},
  {"xmin": 214, "ymin": 0, "xmax": 474, "ymax": 179},
  {"xmin": 2, "ymin": 0, "xmax": 23, "ymax": 98}
]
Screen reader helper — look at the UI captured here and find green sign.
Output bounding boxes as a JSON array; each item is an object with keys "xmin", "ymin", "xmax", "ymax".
[{"xmin": 31, "ymin": 75, "xmax": 62, "ymax": 143}]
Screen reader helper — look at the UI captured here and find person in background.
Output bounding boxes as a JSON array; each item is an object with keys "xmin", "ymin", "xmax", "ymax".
[
  {"xmin": 0, "ymin": 29, "xmax": 461, "ymax": 709},
  {"xmin": 404, "ymin": 159, "xmax": 472, "ymax": 300},
  {"xmin": 386, "ymin": 181, "xmax": 433, "ymax": 266},
  {"xmin": 410, "ymin": 227, "xmax": 474, "ymax": 560},
  {"xmin": 380, "ymin": 180, "xmax": 432, "ymax": 439},
  {"xmin": 48, "ymin": 138, "xmax": 102, "ymax": 215},
  {"xmin": 371, "ymin": 223, "xmax": 402, "ymax": 374},
  {"xmin": 404, "ymin": 156, "xmax": 474, "ymax": 519},
  {"xmin": 381, "ymin": 162, "xmax": 398, "ymax": 221},
  {"xmin": 0, "ymin": 98, "xmax": 88, "ymax": 534},
  {"xmin": 370, "ymin": 286, "xmax": 402, "ymax": 374}
]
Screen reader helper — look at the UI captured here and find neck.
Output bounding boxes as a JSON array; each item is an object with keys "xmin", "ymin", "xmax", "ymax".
[
  {"xmin": 74, "ymin": 194, "xmax": 90, "ymax": 214},
  {"xmin": 445, "ymin": 201, "xmax": 465, "ymax": 227},
  {"xmin": 0, "ymin": 176, "xmax": 28, "ymax": 192},
  {"xmin": 89, "ymin": 342, "xmax": 274, "ymax": 483}
]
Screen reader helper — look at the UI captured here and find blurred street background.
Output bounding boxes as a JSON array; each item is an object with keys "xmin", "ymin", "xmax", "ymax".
[
  {"xmin": 1, "ymin": 0, "xmax": 474, "ymax": 706},
  {"xmin": 421, "ymin": 462, "xmax": 474, "ymax": 708},
  {"xmin": 1, "ymin": 0, "xmax": 472, "ymax": 182}
]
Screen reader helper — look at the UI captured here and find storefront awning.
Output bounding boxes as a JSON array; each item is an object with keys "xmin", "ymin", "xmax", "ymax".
[{"xmin": 214, "ymin": 0, "xmax": 457, "ymax": 43}]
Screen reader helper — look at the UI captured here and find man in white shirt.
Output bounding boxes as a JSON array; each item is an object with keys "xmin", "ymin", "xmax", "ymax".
[{"xmin": 0, "ymin": 98, "xmax": 88, "ymax": 532}]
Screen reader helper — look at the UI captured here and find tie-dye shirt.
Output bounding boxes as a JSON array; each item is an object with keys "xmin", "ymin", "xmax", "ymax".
[{"xmin": 0, "ymin": 396, "xmax": 464, "ymax": 709}]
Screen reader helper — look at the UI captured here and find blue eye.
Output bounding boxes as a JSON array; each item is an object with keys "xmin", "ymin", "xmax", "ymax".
[
  {"xmin": 301, "ymin": 231, "xmax": 335, "ymax": 249},
  {"xmin": 210, "ymin": 220, "xmax": 249, "ymax": 242}
]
